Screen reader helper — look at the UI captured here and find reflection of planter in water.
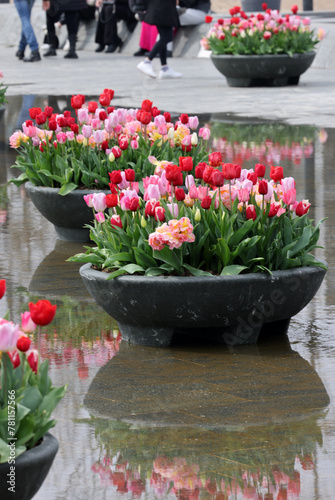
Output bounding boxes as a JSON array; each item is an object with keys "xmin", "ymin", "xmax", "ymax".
[
  {"xmin": 29, "ymin": 240, "xmax": 94, "ymax": 301},
  {"xmin": 85, "ymin": 336, "xmax": 328, "ymax": 496},
  {"xmin": 241, "ymin": 0, "xmax": 281, "ymax": 10},
  {"xmin": 25, "ymin": 182, "xmax": 109, "ymax": 243},
  {"xmin": 84, "ymin": 335, "xmax": 330, "ymax": 428},
  {"xmin": 0, "ymin": 433, "xmax": 58, "ymax": 500},
  {"xmin": 210, "ymin": 52, "xmax": 316, "ymax": 87},
  {"xmin": 89, "ymin": 416, "xmax": 321, "ymax": 498},
  {"xmin": 80, "ymin": 263, "xmax": 326, "ymax": 347}
]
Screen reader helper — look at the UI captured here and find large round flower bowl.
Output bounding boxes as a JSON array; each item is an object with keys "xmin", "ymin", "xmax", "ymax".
[
  {"xmin": 79, "ymin": 263, "xmax": 326, "ymax": 347},
  {"xmin": 25, "ymin": 182, "xmax": 109, "ymax": 242},
  {"xmin": 0, "ymin": 433, "xmax": 59, "ymax": 500},
  {"xmin": 210, "ymin": 52, "xmax": 316, "ymax": 87}
]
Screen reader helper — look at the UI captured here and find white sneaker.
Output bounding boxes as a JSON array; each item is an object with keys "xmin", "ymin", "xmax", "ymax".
[
  {"xmin": 158, "ymin": 66, "xmax": 182, "ymax": 79},
  {"xmin": 137, "ymin": 60, "xmax": 157, "ymax": 78}
]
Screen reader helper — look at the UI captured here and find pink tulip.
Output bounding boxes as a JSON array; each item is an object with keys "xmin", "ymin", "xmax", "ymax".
[
  {"xmin": 95, "ymin": 212, "xmax": 106, "ymax": 223},
  {"xmin": 21, "ymin": 311, "xmax": 36, "ymax": 333},
  {"xmin": 283, "ymin": 188, "xmax": 296, "ymax": 206},
  {"xmin": 92, "ymin": 193, "xmax": 107, "ymax": 212},
  {"xmin": 83, "ymin": 193, "xmax": 94, "ymax": 208},
  {"xmin": 82, "ymin": 124, "xmax": 92, "ymax": 139},
  {"xmin": 0, "ymin": 320, "xmax": 21, "ymax": 352}
]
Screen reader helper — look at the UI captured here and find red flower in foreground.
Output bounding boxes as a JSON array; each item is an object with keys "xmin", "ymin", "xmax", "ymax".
[
  {"xmin": 291, "ymin": 4, "xmax": 298, "ymax": 14},
  {"xmin": 17, "ymin": 335, "xmax": 31, "ymax": 352},
  {"xmin": 27, "ymin": 350, "xmax": 38, "ymax": 373},
  {"xmin": 0, "ymin": 279, "xmax": 6, "ymax": 299},
  {"xmin": 270, "ymin": 165, "xmax": 284, "ymax": 183},
  {"xmin": 295, "ymin": 200, "xmax": 311, "ymax": 216},
  {"xmin": 246, "ymin": 205, "xmax": 257, "ymax": 220},
  {"xmin": 28, "ymin": 300, "xmax": 57, "ymax": 326},
  {"xmin": 205, "ymin": 15, "xmax": 213, "ymax": 23}
]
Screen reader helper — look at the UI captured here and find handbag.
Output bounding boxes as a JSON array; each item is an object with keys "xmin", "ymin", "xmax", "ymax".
[{"xmin": 128, "ymin": 0, "xmax": 147, "ymax": 14}]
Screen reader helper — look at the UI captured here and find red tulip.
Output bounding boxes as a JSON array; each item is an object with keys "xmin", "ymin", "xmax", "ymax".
[
  {"xmin": 246, "ymin": 205, "xmax": 257, "ymax": 220},
  {"xmin": 17, "ymin": 335, "xmax": 31, "ymax": 352},
  {"xmin": 179, "ymin": 156, "xmax": 193, "ymax": 172},
  {"xmin": 270, "ymin": 165, "xmax": 284, "ymax": 183},
  {"xmin": 0, "ymin": 279, "xmax": 6, "ymax": 299},
  {"xmin": 175, "ymin": 188, "xmax": 186, "ymax": 201},
  {"xmin": 28, "ymin": 300, "xmax": 57, "ymax": 326},
  {"xmin": 295, "ymin": 200, "xmax": 311, "ymax": 216},
  {"xmin": 27, "ymin": 350, "xmax": 38, "ymax": 374},
  {"xmin": 255, "ymin": 163, "xmax": 266, "ymax": 178},
  {"xmin": 258, "ymin": 179, "xmax": 268, "ymax": 195},
  {"xmin": 201, "ymin": 196, "xmax": 212, "ymax": 209}
]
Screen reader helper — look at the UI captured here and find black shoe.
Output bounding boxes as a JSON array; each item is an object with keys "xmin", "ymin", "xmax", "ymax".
[
  {"xmin": 105, "ymin": 44, "xmax": 116, "ymax": 53},
  {"xmin": 16, "ymin": 49, "xmax": 25, "ymax": 60},
  {"xmin": 44, "ymin": 47, "xmax": 57, "ymax": 57},
  {"xmin": 105, "ymin": 39, "xmax": 123, "ymax": 53},
  {"xmin": 133, "ymin": 48, "xmax": 147, "ymax": 57},
  {"xmin": 23, "ymin": 50, "xmax": 41, "ymax": 62},
  {"xmin": 64, "ymin": 50, "xmax": 78, "ymax": 59},
  {"xmin": 95, "ymin": 44, "xmax": 104, "ymax": 52}
]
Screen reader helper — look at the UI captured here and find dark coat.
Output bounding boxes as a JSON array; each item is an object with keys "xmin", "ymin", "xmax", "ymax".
[
  {"xmin": 144, "ymin": 0, "xmax": 179, "ymax": 28},
  {"xmin": 55, "ymin": 0, "xmax": 88, "ymax": 12}
]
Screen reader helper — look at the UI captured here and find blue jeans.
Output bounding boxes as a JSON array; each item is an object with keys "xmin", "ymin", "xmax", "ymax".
[{"xmin": 14, "ymin": 0, "xmax": 39, "ymax": 52}]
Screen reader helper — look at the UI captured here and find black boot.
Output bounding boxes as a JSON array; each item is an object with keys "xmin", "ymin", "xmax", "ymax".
[
  {"xmin": 16, "ymin": 49, "xmax": 25, "ymax": 60},
  {"xmin": 64, "ymin": 35, "xmax": 78, "ymax": 59},
  {"xmin": 23, "ymin": 50, "xmax": 41, "ymax": 62},
  {"xmin": 44, "ymin": 33, "xmax": 57, "ymax": 56}
]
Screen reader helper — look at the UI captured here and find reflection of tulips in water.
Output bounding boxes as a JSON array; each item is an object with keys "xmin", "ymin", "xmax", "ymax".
[
  {"xmin": 211, "ymin": 137, "xmax": 314, "ymax": 167},
  {"xmin": 91, "ymin": 452, "xmax": 312, "ymax": 499},
  {"xmin": 31, "ymin": 330, "xmax": 121, "ymax": 379}
]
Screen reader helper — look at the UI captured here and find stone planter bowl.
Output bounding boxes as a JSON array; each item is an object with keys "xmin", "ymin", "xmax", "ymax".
[
  {"xmin": 210, "ymin": 52, "xmax": 316, "ymax": 87},
  {"xmin": 25, "ymin": 182, "xmax": 109, "ymax": 242},
  {"xmin": 79, "ymin": 263, "xmax": 327, "ymax": 347}
]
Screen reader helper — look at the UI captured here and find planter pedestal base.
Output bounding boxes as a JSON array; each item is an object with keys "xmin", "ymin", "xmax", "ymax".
[
  {"xmin": 226, "ymin": 75, "xmax": 301, "ymax": 87},
  {"xmin": 119, "ymin": 323, "xmax": 174, "ymax": 347},
  {"xmin": 54, "ymin": 225, "xmax": 90, "ymax": 242}
]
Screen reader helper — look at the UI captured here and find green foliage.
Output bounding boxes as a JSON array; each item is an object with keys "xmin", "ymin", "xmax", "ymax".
[
  {"xmin": 68, "ymin": 192, "xmax": 326, "ymax": 277},
  {"xmin": 0, "ymin": 353, "xmax": 67, "ymax": 463}
]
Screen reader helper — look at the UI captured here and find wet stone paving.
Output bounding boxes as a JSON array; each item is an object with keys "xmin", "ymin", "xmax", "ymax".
[{"xmin": 1, "ymin": 96, "xmax": 335, "ymax": 499}]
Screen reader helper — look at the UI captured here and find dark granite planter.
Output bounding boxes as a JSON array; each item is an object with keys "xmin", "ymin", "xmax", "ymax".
[
  {"xmin": 79, "ymin": 263, "xmax": 326, "ymax": 347},
  {"xmin": 0, "ymin": 433, "xmax": 58, "ymax": 500},
  {"xmin": 25, "ymin": 182, "xmax": 109, "ymax": 242},
  {"xmin": 242, "ymin": 0, "xmax": 281, "ymax": 11},
  {"xmin": 210, "ymin": 52, "xmax": 316, "ymax": 87}
]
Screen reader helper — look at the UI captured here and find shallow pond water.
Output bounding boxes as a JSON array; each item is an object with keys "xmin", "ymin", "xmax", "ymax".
[{"xmin": 0, "ymin": 96, "xmax": 335, "ymax": 499}]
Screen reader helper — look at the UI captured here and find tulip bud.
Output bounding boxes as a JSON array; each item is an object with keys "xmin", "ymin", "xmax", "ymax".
[
  {"xmin": 108, "ymin": 152, "xmax": 115, "ymax": 162},
  {"xmin": 194, "ymin": 208, "xmax": 201, "ymax": 221},
  {"xmin": 141, "ymin": 216, "xmax": 147, "ymax": 228},
  {"xmin": 167, "ymin": 127, "xmax": 175, "ymax": 140},
  {"xmin": 191, "ymin": 133, "xmax": 198, "ymax": 146}
]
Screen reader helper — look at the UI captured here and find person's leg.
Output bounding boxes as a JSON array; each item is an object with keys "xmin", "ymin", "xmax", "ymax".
[
  {"xmin": 178, "ymin": 8, "xmax": 206, "ymax": 26},
  {"xmin": 95, "ymin": 5, "xmax": 105, "ymax": 50},
  {"xmin": 104, "ymin": 3, "xmax": 121, "ymax": 51},
  {"xmin": 64, "ymin": 10, "xmax": 79, "ymax": 58},
  {"xmin": 44, "ymin": 10, "xmax": 61, "ymax": 56},
  {"xmin": 14, "ymin": 0, "xmax": 40, "ymax": 59},
  {"xmin": 137, "ymin": 26, "xmax": 168, "ymax": 78}
]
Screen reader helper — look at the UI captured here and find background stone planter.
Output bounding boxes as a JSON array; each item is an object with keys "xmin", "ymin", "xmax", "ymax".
[
  {"xmin": 210, "ymin": 52, "xmax": 316, "ymax": 87},
  {"xmin": 79, "ymin": 263, "xmax": 326, "ymax": 347},
  {"xmin": 25, "ymin": 182, "xmax": 109, "ymax": 242},
  {"xmin": 0, "ymin": 433, "xmax": 58, "ymax": 500}
]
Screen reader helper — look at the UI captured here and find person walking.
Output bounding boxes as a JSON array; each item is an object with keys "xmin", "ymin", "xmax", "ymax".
[
  {"xmin": 94, "ymin": 0, "xmax": 137, "ymax": 54},
  {"xmin": 14, "ymin": 0, "xmax": 49, "ymax": 62},
  {"xmin": 137, "ymin": 0, "xmax": 181, "ymax": 79},
  {"xmin": 43, "ymin": 0, "xmax": 88, "ymax": 58}
]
